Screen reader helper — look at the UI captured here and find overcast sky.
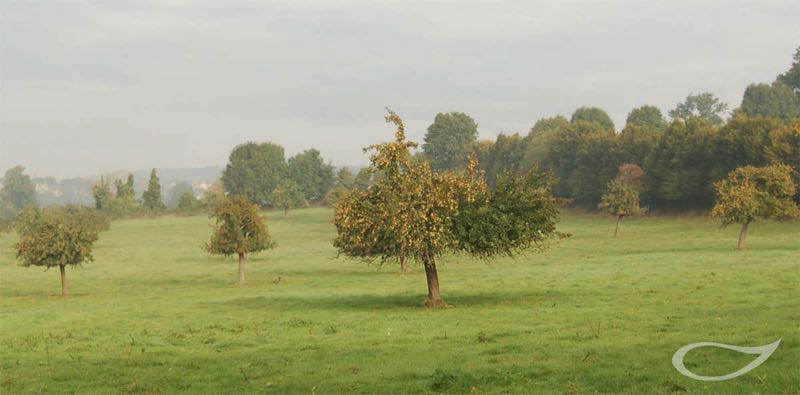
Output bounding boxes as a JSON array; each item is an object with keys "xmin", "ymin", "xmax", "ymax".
[{"xmin": 1, "ymin": 1, "xmax": 798, "ymax": 178}]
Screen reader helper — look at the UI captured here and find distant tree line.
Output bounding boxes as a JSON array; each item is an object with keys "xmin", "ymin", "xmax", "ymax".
[{"xmin": 423, "ymin": 47, "xmax": 800, "ymax": 212}]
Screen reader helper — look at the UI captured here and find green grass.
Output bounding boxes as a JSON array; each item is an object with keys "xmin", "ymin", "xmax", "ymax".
[{"xmin": 1, "ymin": 208, "xmax": 798, "ymax": 394}]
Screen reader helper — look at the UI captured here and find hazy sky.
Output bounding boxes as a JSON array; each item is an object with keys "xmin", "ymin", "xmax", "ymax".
[{"xmin": 1, "ymin": 1, "xmax": 798, "ymax": 178}]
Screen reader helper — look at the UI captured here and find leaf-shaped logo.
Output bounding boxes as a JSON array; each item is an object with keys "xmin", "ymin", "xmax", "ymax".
[{"xmin": 672, "ymin": 339, "xmax": 781, "ymax": 381}]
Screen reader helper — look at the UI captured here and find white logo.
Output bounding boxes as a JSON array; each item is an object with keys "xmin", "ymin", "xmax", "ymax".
[{"xmin": 672, "ymin": 339, "xmax": 781, "ymax": 381}]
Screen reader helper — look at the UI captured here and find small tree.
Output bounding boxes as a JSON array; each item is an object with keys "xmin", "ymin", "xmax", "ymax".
[
  {"xmin": 92, "ymin": 175, "xmax": 112, "ymax": 210},
  {"xmin": 711, "ymin": 165, "xmax": 799, "ymax": 250},
  {"xmin": 334, "ymin": 111, "xmax": 563, "ymax": 307},
  {"xmin": 207, "ymin": 196, "xmax": 275, "ymax": 285},
  {"xmin": 599, "ymin": 164, "xmax": 647, "ymax": 237},
  {"xmin": 177, "ymin": 191, "xmax": 202, "ymax": 215},
  {"xmin": 271, "ymin": 180, "xmax": 306, "ymax": 217},
  {"xmin": 142, "ymin": 169, "xmax": 165, "ymax": 210},
  {"xmin": 14, "ymin": 207, "xmax": 101, "ymax": 296}
]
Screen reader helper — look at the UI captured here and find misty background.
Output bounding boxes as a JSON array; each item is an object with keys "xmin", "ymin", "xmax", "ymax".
[{"xmin": 1, "ymin": 1, "xmax": 798, "ymax": 204}]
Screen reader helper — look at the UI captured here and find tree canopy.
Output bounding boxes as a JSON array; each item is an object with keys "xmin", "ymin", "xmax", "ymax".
[
  {"xmin": 570, "ymin": 106, "xmax": 615, "ymax": 131},
  {"xmin": 422, "ymin": 112, "xmax": 479, "ymax": 171},
  {"xmin": 669, "ymin": 92, "xmax": 729, "ymax": 125},
  {"xmin": 711, "ymin": 164, "xmax": 799, "ymax": 250},
  {"xmin": 0, "ymin": 166, "xmax": 37, "ymax": 221},
  {"xmin": 599, "ymin": 164, "xmax": 647, "ymax": 237},
  {"xmin": 142, "ymin": 169, "xmax": 165, "ymax": 210},
  {"xmin": 207, "ymin": 195, "xmax": 275, "ymax": 285},
  {"xmin": 334, "ymin": 111, "xmax": 562, "ymax": 307},
  {"xmin": 15, "ymin": 207, "xmax": 101, "ymax": 296},
  {"xmin": 739, "ymin": 82, "xmax": 800, "ymax": 122},
  {"xmin": 221, "ymin": 142, "xmax": 286, "ymax": 206},
  {"xmin": 287, "ymin": 149, "xmax": 335, "ymax": 201},
  {"xmin": 271, "ymin": 180, "xmax": 306, "ymax": 217},
  {"xmin": 625, "ymin": 105, "xmax": 667, "ymax": 132}
]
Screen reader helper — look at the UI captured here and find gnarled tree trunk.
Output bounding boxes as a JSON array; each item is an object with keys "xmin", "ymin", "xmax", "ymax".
[
  {"xmin": 422, "ymin": 256, "xmax": 442, "ymax": 307},
  {"xmin": 59, "ymin": 264, "xmax": 68, "ymax": 297},
  {"xmin": 238, "ymin": 252, "xmax": 246, "ymax": 285},
  {"xmin": 737, "ymin": 220, "xmax": 750, "ymax": 250},
  {"xmin": 614, "ymin": 214, "xmax": 623, "ymax": 238}
]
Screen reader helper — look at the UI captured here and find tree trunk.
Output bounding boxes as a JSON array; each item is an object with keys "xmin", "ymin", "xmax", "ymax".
[
  {"xmin": 422, "ymin": 256, "xmax": 442, "ymax": 307},
  {"xmin": 614, "ymin": 214, "xmax": 622, "ymax": 238},
  {"xmin": 284, "ymin": 208, "xmax": 288, "ymax": 218},
  {"xmin": 59, "ymin": 264, "xmax": 68, "ymax": 297},
  {"xmin": 238, "ymin": 253, "xmax": 246, "ymax": 285},
  {"xmin": 400, "ymin": 256, "xmax": 408, "ymax": 273},
  {"xmin": 737, "ymin": 221, "xmax": 750, "ymax": 250}
]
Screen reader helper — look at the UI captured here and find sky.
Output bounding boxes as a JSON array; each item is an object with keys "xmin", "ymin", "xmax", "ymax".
[{"xmin": 1, "ymin": 0, "xmax": 798, "ymax": 179}]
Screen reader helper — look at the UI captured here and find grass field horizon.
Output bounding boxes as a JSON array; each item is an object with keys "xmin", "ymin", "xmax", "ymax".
[{"xmin": 1, "ymin": 208, "xmax": 798, "ymax": 394}]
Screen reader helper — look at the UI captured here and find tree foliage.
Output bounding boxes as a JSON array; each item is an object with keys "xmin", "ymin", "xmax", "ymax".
[
  {"xmin": 334, "ymin": 111, "xmax": 562, "ymax": 306},
  {"xmin": 711, "ymin": 164, "xmax": 799, "ymax": 250},
  {"xmin": 669, "ymin": 92, "xmax": 729, "ymax": 125},
  {"xmin": 177, "ymin": 191, "xmax": 203, "ymax": 214},
  {"xmin": 776, "ymin": 46, "xmax": 800, "ymax": 95},
  {"xmin": 422, "ymin": 112, "xmax": 479, "ymax": 171},
  {"xmin": 740, "ymin": 82, "xmax": 800, "ymax": 122},
  {"xmin": 287, "ymin": 149, "xmax": 335, "ymax": 201},
  {"xmin": 207, "ymin": 196, "xmax": 275, "ymax": 285},
  {"xmin": 570, "ymin": 106, "xmax": 615, "ymax": 131},
  {"xmin": 336, "ymin": 168, "xmax": 356, "ymax": 189},
  {"xmin": 92, "ymin": 175, "xmax": 112, "ymax": 210},
  {"xmin": 0, "ymin": 166, "xmax": 37, "ymax": 221},
  {"xmin": 270, "ymin": 180, "xmax": 306, "ymax": 217},
  {"xmin": 626, "ymin": 105, "xmax": 667, "ymax": 132},
  {"xmin": 599, "ymin": 164, "xmax": 647, "ymax": 237},
  {"xmin": 221, "ymin": 142, "xmax": 286, "ymax": 206},
  {"xmin": 142, "ymin": 169, "xmax": 165, "ymax": 210},
  {"xmin": 711, "ymin": 165, "xmax": 799, "ymax": 226},
  {"xmin": 14, "ymin": 207, "xmax": 101, "ymax": 296},
  {"xmin": 207, "ymin": 196, "xmax": 275, "ymax": 257}
]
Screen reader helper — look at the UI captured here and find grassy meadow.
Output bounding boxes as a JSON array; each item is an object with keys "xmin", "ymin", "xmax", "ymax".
[{"xmin": 0, "ymin": 208, "xmax": 798, "ymax": 394}]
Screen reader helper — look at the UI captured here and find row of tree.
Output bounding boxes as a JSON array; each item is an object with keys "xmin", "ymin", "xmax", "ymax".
[{"xmin": 420, "ymin": 47, "xmax": 800, "ymax": 211}]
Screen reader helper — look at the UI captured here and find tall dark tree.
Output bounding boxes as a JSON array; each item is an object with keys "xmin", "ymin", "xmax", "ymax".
[
  {"xmin": 669, "ymin": 92, "xmax": 729, "ymax": 125},
  {"xmin": 207, "ymin": 196, "xmax": 275, "ymax": 285},
  {"xmin": 142, "ymin": 169, "xmax": 165, "ymax": 210},
  {"xmin": 739, "ymin": 82, "xmax": 800, "ymax": 122},
  {"xmin": 221, "ymin": 142, "xmax": 286, "ymax": 206},
  {"xmin": 544, "ymin": 121, "xmax": 620, "ymax": 205},
  {"xmin": 422, "ymin": 112, "xmax": 479, "ymax": 171},
  {"xmin": 0, "ymin": 166, "xmax": 37, "ymax": 221},
  {"xmin": 570, "ymin": 107, "xmax": 615, "ymax": 131},
  {"xmin": 287, "ymin": 149, "xmax": 335, "ymax": 201}
]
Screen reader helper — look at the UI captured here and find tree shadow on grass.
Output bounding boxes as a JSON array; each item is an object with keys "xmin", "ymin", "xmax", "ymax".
[{"xmin": 219, "ymin": 289, "xmax": 564, "ymax": 311}]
